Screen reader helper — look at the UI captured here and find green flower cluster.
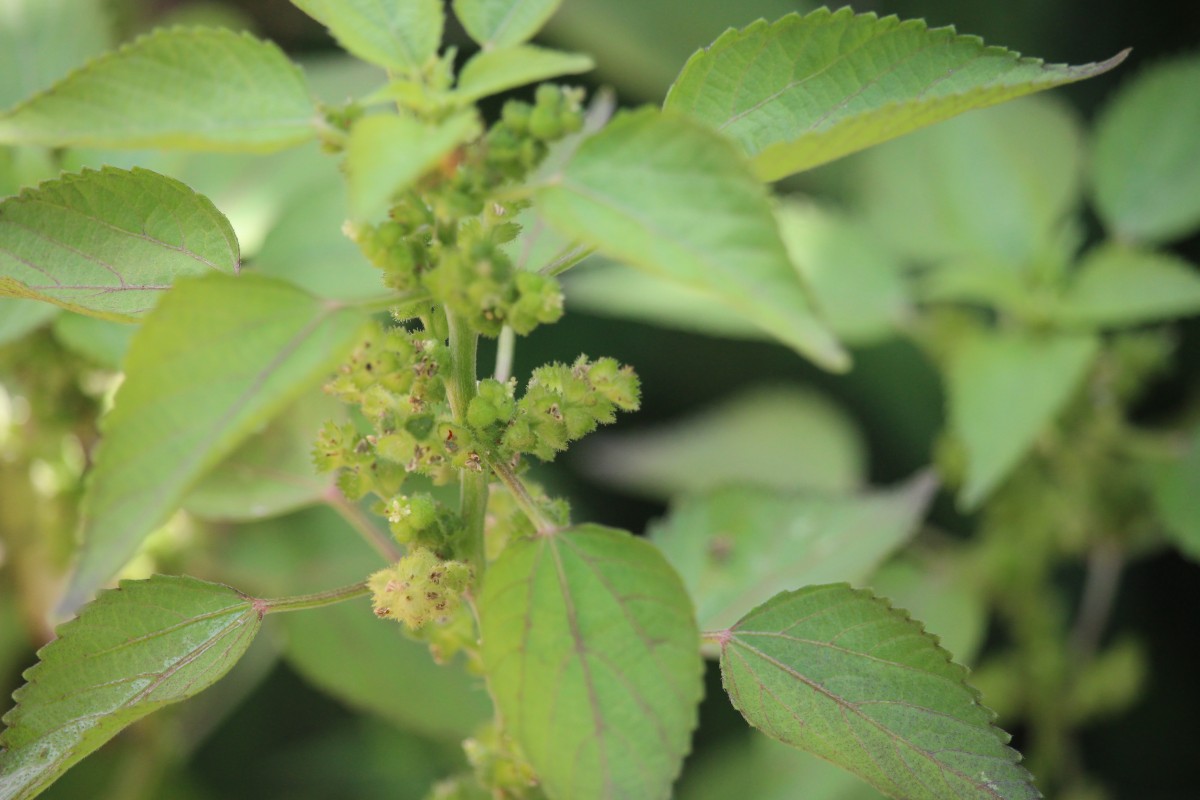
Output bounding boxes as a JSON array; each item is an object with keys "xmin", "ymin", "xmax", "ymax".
[{"xmin": 368, "ymin": 547, "xmax": 472, "ymax": 630}]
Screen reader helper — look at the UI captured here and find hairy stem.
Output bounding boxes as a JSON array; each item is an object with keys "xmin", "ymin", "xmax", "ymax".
[
  {"xmin": 256, "ymin": 580, "xmax": 370, "ymax": 615},
  {"xmin": 446, "ymin": 313, "xmax": 488, "ymax": 573},
  {"xmin": 1069, "ymin": 540, "xmax": 1124, "ymax": 661},
  {"xmin": 486, "ymin": 453, "xmax": 557, "ymax": 536},
  {"xmin": 325, "ymin": 488, "xmax": 401, "ymax": 562},
  {"xmin": 494, "ymin": 325, "xmax": 515, "ymax": 383}
]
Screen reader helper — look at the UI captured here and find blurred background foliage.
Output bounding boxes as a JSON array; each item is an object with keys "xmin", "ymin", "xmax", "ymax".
[{"xmin": 2, "ymin": 1, "xmax": 1199, "ymax": 798}]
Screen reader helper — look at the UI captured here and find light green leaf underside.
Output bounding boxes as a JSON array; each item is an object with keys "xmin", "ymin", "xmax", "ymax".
[
  {"xmin": 664, "ymin": 7, "xmax": 1126, "ymax": 181},
  {"xmin": 212, "ymin": 505, "xmax": 492, "ymax": 738},
  {"xmin": 720, "ymin": 585, "xmax": 1039, "ymax": 800},
  {"xmin": 536, "ymin": 108, "xmax": 847, "ymax": 370},
  {"xmin": 0, "ymin": 28, "xmax": 316, "ymax": 152},
  {"xmin": 949, "ymin": 331, "xmax": 1098, "ymax": 510},
  {"xmin": 50, "ymin": 314, "xmax": 136, "ymax": 369},
  {"xmin": 651, "ymin": 472, "xmax": 936, "ymax": 633},
  {"xmin": 585, "ymin": 385, "xmax": 865, "ymax": 500},
  {"xmin": 480, "ymin": 524, "xmax": 703, "ymax": 800},
  {"xmin": 0, "ymin": 167, "xmax": 240, "ymax": 320},
  {"xmin": 456, "ymin": 45, "xmax": 593, "ymax": 103},
  {"xmin": 0, "ymin": 299, "xmax": 57, "ymax": 346},
  {"xmin": 1147, "ymin": 424, "xmax": 1200, "ymax": 563},
  {"xmin": 1091, "ymin": 54, "xmax": 1200, "ymax": 244},
  {"xmin": 290, "ymin": 0, "xmax": 442, "ymax": 72},
  {"xmin": 0, "ymin": 0, "xmax": 113, "ymax": 110},
  {"xmin": 65, "ymin": 274, "xmax": 367, "ymax": 612},
  {"xmin": 1059, "ymin": 245, "xmax": 1200, "ymax": 327},
  {"xmin": 346, "ymin": 112, "xmax": 480, "ymax": 222},
  {"xmin": 183, "ymin": 391, "xmax": 341, "ymax": 522},
  {"xmin": 454, "ymin": 0, "xmax": 561, "ymax": 49},
  {"xmin": 0, "ymin": 575, "xmax": 261, "ymax": 800},
  {"xmin": 851, "ymin": 96, "xmax": 1084, "ymax": 269}
]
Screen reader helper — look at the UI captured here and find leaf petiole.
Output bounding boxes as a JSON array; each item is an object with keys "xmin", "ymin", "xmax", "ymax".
[{"xmin": 254, "ymin": 580, "xmax": 370, "ymax": 615}]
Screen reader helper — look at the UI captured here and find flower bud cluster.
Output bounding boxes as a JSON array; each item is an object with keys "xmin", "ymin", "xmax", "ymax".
[{"xmin": 368, "ymin": 547, "xmax": 471, "ymax": 630}]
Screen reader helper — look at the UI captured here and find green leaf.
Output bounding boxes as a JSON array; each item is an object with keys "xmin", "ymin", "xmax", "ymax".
[
  {"xmin": 1147, "ymin": 424, "xmax": 1200, "ymax": 562},
  {"xmin": 651, "ymin": 473, "xmax": 936, "ymax": 633},
  {"xmin": 679, "ymin": 736, "xmax": 884, "ymax": 800},
  {"xmin": 50, "ymin": 314, "xmax": 136, "ymax": 369},
  {"xmin": 949, "ymin": 330, "xmax": 1098, "ymax": 510},
  {"xmin": 345, "ymin": 112, "xmax": 480, "ymax": 222},
  {"xmin": 454, "ymin": 0, "xmax": 561, "ymax": 49},
  {"xmin": 664, "ymin": 8, "xmax": 1125, "ymax": 181},
  {"xmin": 0, "ymin": 299, "xmax": 57, "ymax": 347},
  {"xmin": 290, "ymin": 0, "xmax": 442, "ymax": 73},
  {"xmin": 536, "ymin": 108, "xmax": 847, "ymax": 370},
  {"xmin": 1091, "ymin": 54, "xmax": 1200, "ymax": 244},
  {"xmin": 719, "ymin": 584, "xmax": 1038, "ymax": 800},
  {"xmin": 182, "ymin": 392, "xmax": 340, "ymax": 522},
  {"xmin": 585, "ymin": 386, "xmax": 865, "ymax": 500},
  {"xmin": 0, "ymin": 167, "xmax": 240, "ymax": 321},
  {"xmin": 0, "ymin": 0, "xmax": 113, "ymax": 110},
  {"xmin": 850, "ymin": 96, "xmax": 1084, "ymax": 269},
  {"xmin": 0, "ymin": 575, "xmax": 262, "ymax": 800},
  {"xmin": 210, "ymin": 505, "xmax": 492, "ymax": 738},
  {"xmin": 0, "ymin": 28, "xmax": 316, "ymax": 152},
  {"xmin": 1058, "ymin": 245, "xmax": 1200, "ymax": 328},
  {"xmin": 778, "ymin": 203, "xmax": 907, "ymax": 345},
  {"xmin": 479, "ymin": 524, "xmax": 703, "ymax": 800},
  {"xmin": 456, "ymin": 45, "xmax": 593, "ymax": 103},
  {"xmin": 65, "ymin": 274, "xmax": 367, "ymax": 612}
]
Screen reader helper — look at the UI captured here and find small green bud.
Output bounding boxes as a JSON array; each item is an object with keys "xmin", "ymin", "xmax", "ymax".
[{"xmin": 528, "ymin": 104, "xmax": 562, "ymax": 141}]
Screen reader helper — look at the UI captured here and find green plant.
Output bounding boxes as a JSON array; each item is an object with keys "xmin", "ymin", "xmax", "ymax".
[{"xmin": 2, "ymin": 2, "xmax": 1196, "ymax": 799}]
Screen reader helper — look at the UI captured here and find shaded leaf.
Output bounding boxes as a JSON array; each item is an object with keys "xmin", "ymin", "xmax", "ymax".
[
  {"xmin": 0, "ymin": 576, "xmax": 261, "ymax": 800},
  {"xmin": 850, "ymin": 97, "xmax": 1084, "ymax": 269},
  {"xmin": 1058, "ymin": 245, "xmax": 1200, "ymax": 327},
  {"xmin": 1147, "ymin": 424, "xmax": 1200, "ymax": 562},
  {"xmin": 0, "ymin": 167, "xmax": 240, "ymax": 320},
  {"xmin": 585, "ymin": 385, "xmax": 865, "ymax": 500},
  {"xmin": 651, "ymin": 473, "xmax": 936, "ymax": 633},
  {"xmin": 456, "ymin": 45, "xmax": 593, "ymax": 103},
  {"xmin": 454, "ymin": 0, "xmax": 561, "ymax": 49},
  {"xmin": 537, "ymin": 108, "xmax": 846, "ymax": 370},
  {"xmin": 291, "ymin": 0, "xmax": 442, "ymax": 73},
  {"xmin": 0, "ymin": 0, "xmax": 113, "ymax": 110},
  {"xmin": 0, "ymin": 28, "xmax": 316, "ymax": 152},
  {"xmin": 345, "ymin": 112, "xmax": 480, "ymax": 222},
  {"xmin": 949, "ymin": 331, "xmax": 1098, "ymax": 509},
  {"xmin": 665, "ymin": 8, "xmax": 1125, "ymax": 181},
  {"xmin": 0, "ymin": 300, "xmax": 57, "ymax": 347},
  {"xmin": 479, "ymin": 524, "xmax": 703, "ymax": 800},
  {"xmin": 50, "ymin": 314, "xmax": 135, "ymax": 369},
  {"xmin": 719, "ymin": 584, "xmax": 1038, "ymax": 799},
  {"xmin": 1091, "ymin": 54, "xmax": 1200, "ymax": 244},
  {"xmin": 65, "ymin": 274, "xmax": 367, "ymax": 611}
]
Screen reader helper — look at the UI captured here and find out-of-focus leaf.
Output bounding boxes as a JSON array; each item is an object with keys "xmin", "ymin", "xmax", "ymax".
[
  {"xmin": 585, "ymin": 386, "xmax": 865, "ymax": 500},
  {"xmin": 868, "ymin": 550, "xmax": 988, "ymax": 664},
  {"xmin": 0, "ymin": 28, "xmax": 316, "ymax": 153},
  {"xmin": 1147, "ymin": 424, "xmax": 1200, "ymax": 562},
  {"xmin": 664, "ymin": 8, "xmax": 1123, "ymax": 181},
  {"xmin": 183, "ymin": 391, "xmax": 340, "ymax": 522},
  {"xmin": 949, "ymin": 330, "xmax": 1098, "ymax": 510},
  {"xmin": 291, "ymin": 0, "xmax": 442, "ymax": 73},
  {"xmin": 1092, "ymin": 54, "xmax": 1200, "ymax": 244},
  {"xmin": 345, "ymin": 112, "xmax": 480, "ymax": 222},
  {"xmin": 480, "ymin": 524, "xmax": 703, "ymax": 800},
  {"xmin": 719, "ymin": 585, "xmax": 1038, "ymax": 799},
  {"xmin": 65, "ymin": 275, "xmax": 367, "ymax": 612},
  {"xmin": 678, "ymin": 735, "xmax": 884, "ymax": 800},
  {"xmin": 1058, "ymin": 245, "xmax": 1200, "ymax": 327},
  {"xmin": 210, "ymin": 505, "xmax": 492, "ymax": 739},
  {"xmin": 0, "ymin": 0, "xmax": 112, "ymax": 110},
  {"xmin": 778, "ymin": 203, "xmax": 907, "ymax": 345},
  {"xmin": 651, "ymin": 472, "xmax": 936, "ymax": 632},
  {"xmin": 453, "ymin": 0, "xmax": 561, "ymax": 49},
  {"xmin": 0, "ymin": 167, "xmax": 240, "ymax": 321},
  {"xmin": 0, "ymin": 300, "xmax": 57, "ymax": 347},
  {"xmin": 455, "ymin": 46, "xmax": 592, "ymax": 103},
  {"xmin": 0, "ymin": 576, "xmax": 261, "ymax": 800},
  {"xmin": 851, "ymin": 96, "xmax": 1084, "ymax": 268},
  {"xmin": 537, "ymin": 108, "xmax": 847, "ymax": 370},
  {"xmin": 49, "ymin": 314, "xmax": 135, "ymax": 369}
]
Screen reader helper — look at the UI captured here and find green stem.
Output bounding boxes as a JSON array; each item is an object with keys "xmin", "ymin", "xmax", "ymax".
[
  {"xmin": 445, "ymin": 313, "xmax": 488, "ymax": 574},
  {"xmin": 325, "ymin": 489, "xmax": 401, "ymax": 562},
  {"xmin": 539, "ymin": 243, "xmax": 596, "ymax": 277},
  {"xmin": 486, "ymin": 452, "xmax": 557, "ymax": 536},
  {"xmin": 256, "ymin": 580, "xmax": 370, "ymax": 615},
  {"xmin": 494, "ymin": 325, "xmax": 515, "ymax": 382}
]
